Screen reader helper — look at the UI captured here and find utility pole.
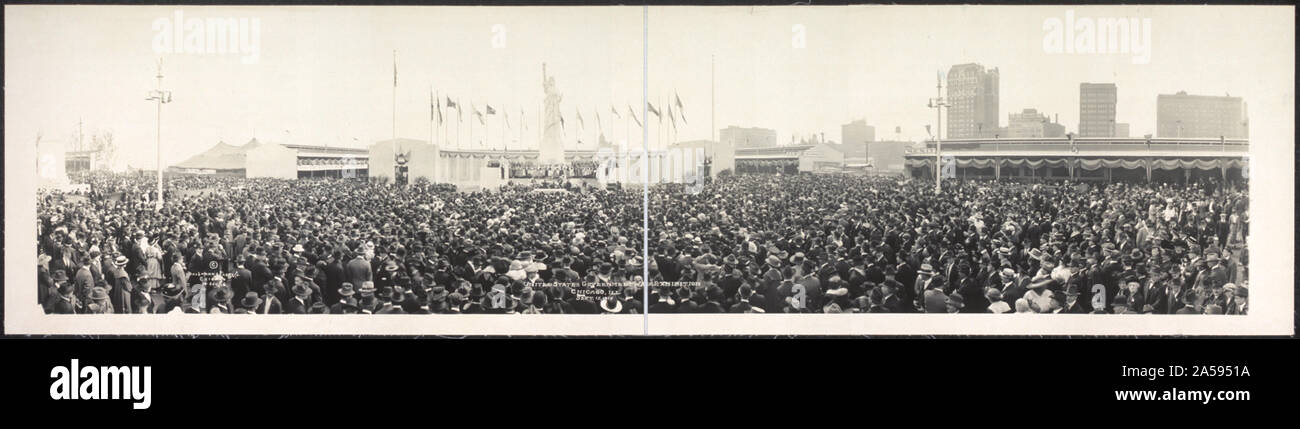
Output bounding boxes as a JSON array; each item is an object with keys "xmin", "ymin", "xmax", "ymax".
[
  {"xmin": 927, "ymin": 71, "xmax": 948, "ymax": 194},
  {"xmin": 145, "ymin": 58, "xmax": 172, "ymax": 212}
]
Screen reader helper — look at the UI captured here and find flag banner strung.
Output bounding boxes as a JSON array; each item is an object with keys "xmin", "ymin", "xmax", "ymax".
[{"xmin": 627, "ymin": 105, "xmax": 641, "ymax": 127}]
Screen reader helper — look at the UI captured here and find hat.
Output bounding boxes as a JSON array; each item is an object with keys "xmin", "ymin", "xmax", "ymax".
[
  {"xmin": 984, "ymin": 288, "xmax": 1003, "ymax": 301},
  {"xmin": 599, "ymin": 297, "xmax": 623, "ymax": 313},
  {"xmin": 1028, "ymin": 248, "xmax": 1044, "ymax": 261},
  {"xmin": 1028, "ymin": 273, "xmax": 1053, "ymax": 289},
  {"xmin": 765, "ymin": 255, "xmax": 781, "ymax": 267},
  {"xmin": 88, "ymin": 287, "xmax": 110, "ymax": 301},
  {"xmin": 427, "ymin": 286, "xmax": 448, "ymax": 303},
  {"xmin": 158, "ymin": 282, "xmax": 183, "ymax": 297},
  {"xmin": 945, "ymin": 292, "xmax": 965, "ymax": 309},
  {"xmin": 1112, "ymin": 295, "xmax": 1129, "ymax": 307},
  {"xmin": 1205, "ymin": 254, "xmax": 1220, "ymax": 264},
  {"xmin": 1000, "ymin": 268, "xmax": 1015, "ymax": 278},
  {"xmin": 241, "ymin": 292, "xmax": 263, "ymax": 308},
  {"xmin": 390, "ymin": 287, "xmax": 406, "ymax": 303},
  {"xmin": 292, "ymin": 244, "xmax": 305, "ymax": 253},
  {"xmin": 918, "ymin": 263, "xmax": 935, "ymax": 275},
  {"xmin": 291, "ymin": 283, "xmax": 312, "ymax": 297},
  {"xmin": 384, "ymin": 260, "xmax": 399, "ymax": 272},
  {"xmin": 210, "ymin": 286, "xmax": 234, "ymax": 303},
  {"xmin": 1234, "ymin": 286, "xmax": 1248, "ymax": 298},
  {"xmin": 50, "ymin": 269, "xmax": 69, "ymax": 283},
  {"xmin": 359, "ymin": 281, "xmax": 376, "ymax": 295},
  {"xmin": 338, "ymin": 283, "xmax": 356, "ymax": 297},
  {"xmin": 113, "ymin": 255, "xmax": 128, "ymax": 266}
]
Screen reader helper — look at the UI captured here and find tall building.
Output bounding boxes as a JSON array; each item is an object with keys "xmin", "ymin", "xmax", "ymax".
[
  {"xmin": 946, "ymin": 63, "xmax": 999, "ymax": 139},
  {"xmin": 1079, "ymin": 83, "xmax": 1118, "ymax": 137},
  {"xmin": 1156, "ymin": 91, "xmax": 1249, "ymax": 138},
  {"xmin": 1114, "ymin": 123, "xmax": 1130, "ymax": 138},
  {"xmin": 720, "ymin": 126, "xmax": 777, "ymax": 149},
  {"xmin": 1007, "ymin": 109, "xmax": 1066, "ymax": 138},
  {"xmin": 841, "ymin": 119, "xmax": 876, "ymax": 146}
]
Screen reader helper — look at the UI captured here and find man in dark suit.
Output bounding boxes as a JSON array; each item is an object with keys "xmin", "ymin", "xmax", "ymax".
[
  {"xmin": 344, "ymin": 250, "xmax": 372, "ymax": 288},
  {"xmin": 283, "ymin": 282, "xmax": 314, "ymax": 314},
  {"xmin": 323, "ymin": 250, "xmax": 348, "ymax": 308}
]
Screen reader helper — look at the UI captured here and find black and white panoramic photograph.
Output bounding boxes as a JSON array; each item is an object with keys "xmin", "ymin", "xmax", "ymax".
[
  {"xmin": 639, "ymin": 5, "xmax": 1290, "ymax": 334},
  {"xmin": 4, "ymin": 4, "xmax": 1293, "ymax": 335},
  {"xmin": 10, "ymin": 6, "xmax": 650, "ymax": 327}
]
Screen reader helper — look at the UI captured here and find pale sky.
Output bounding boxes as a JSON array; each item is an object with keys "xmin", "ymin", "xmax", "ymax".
[
  {"xmin": 5, "ymin": 5, "xmax": 1293, "ymax": 169},
  {"xmin": 5, "ymin": 5, "xmax": 643, "ymax": 169},
  {"xmin": 650, "ymin": 5, "xmax": 1293, "ymax": 145}
]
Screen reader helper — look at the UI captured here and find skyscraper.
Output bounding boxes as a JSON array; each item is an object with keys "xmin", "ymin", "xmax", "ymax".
[
  {"xmin": 841, "ymin": 119, "xmax": 875, "ymax": 146},
  {"xmin": 1156, "ymin": 91, "xmax": 1249, "ymax": 138},
  {"xmin": 1079, "ymin": 83, "xmax": 1117, "ymax": 137},
  {"xmin": 946, "ymin": 63, "xmax": 999, "ymax": 139}
]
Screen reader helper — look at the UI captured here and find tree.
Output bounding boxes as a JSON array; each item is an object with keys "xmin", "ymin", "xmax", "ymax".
[{"xmin": 90, "ymin": 130, "xmax": 118, "ymax": 170}]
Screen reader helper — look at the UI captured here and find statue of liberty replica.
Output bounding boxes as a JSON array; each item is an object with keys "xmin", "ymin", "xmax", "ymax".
[{"xmin": 539, "ymin": 63, "xmax": 565, "ymax": 164}]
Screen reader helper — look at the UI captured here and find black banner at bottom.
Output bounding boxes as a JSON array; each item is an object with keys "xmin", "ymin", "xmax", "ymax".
[{"xmin": 1, "ymin": 338, "xmax": 1295, "ymax": 418}]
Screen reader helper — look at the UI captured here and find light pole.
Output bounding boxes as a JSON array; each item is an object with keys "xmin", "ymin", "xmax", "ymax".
[
  {"xmin": 145, "ymin": 59, "xmax": 172, "ymax": 212},
  {"xmin": 927, "ymin": 72, "xmax": 949, "ymax": 194}
]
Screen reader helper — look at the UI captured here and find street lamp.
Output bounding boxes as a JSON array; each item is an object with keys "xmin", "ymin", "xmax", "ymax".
[
  {"xmin": 927, "ymin": 72, "xmax": 949, "ymax": 194},
  {"xmin": 145, "ymin": 59, "xmax": 173, "ymax": 212}
]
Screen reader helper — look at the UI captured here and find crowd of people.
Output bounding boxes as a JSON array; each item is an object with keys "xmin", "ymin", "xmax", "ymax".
[
  {"xmin": 38, "ymin": 172, "xmax": 647, "ymax": 314},
  {"xmin": 646, "ymin": 174, "xmax": 1249, "ymax": 314},
  {"xmin": 38, "ymin": 171, "xmax": 1251, "ymax": 316}
]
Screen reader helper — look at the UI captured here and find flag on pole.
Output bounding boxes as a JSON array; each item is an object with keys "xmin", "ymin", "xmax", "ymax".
[
  {"xmin": 473, "ymin": 103, "xmax": 484, "ymax": 125},
  {"xmin": 576, "ymin": 108, "xmax": 585, "ymax": 130},
  {"xmin": 596, "ymin": 109, "xmax": 603, "ymax": 133},
  {"xmin": 393, "ymin": 52, "xmax": 397, "ymax": 87},
  {"xmin": 675, "ymin": 92, "xmax": 687, "ymax": 124},
  {"xmin": 521, "ymin": 108, "xmax": 527, "ymax": 130},
  {"xmin": 431, "ymin": 90, "xmax": 439, "ymax": 124},
  {"xmin": 446, "ymin": 97, "xmax": 457, "ymax": 109},
  {"xmin": 560, "ymin": 115, "xmax": 566, "ymax": 133},
  {"xmin": 611, "ymin": 105, "xmax": 621, "ymax": 119},
  {"xmin": 628, "ymin": 105, "xmax": 641, "ymax": 127},
  {"xmin": 648, "ymin": 102, "xmax": 661, "ymax": 121},
  {"xmin": 457, "ymin": 100, "xmax": 463, "ymax": 123},
  {"xmin": 668, "ymin": 103, "xmax": 677, "ymax": 131},
  {"xmin": 486, "ymin": 105, "xmax": 496, "ymax": 115}
]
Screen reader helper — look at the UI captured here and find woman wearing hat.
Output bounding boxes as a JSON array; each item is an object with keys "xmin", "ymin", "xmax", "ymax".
[{"xmin": 110, "ymin": 255, "xmax": 134, "ymax": 314}]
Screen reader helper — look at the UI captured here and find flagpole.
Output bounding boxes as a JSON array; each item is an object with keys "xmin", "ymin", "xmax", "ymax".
[
  {"xmin": 392, "ymin": 50, "xmax": 397, "ymax": 152},
  {"xmin": 436, "ymin": 86, "xmax": 441, "ymax": 148}
]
